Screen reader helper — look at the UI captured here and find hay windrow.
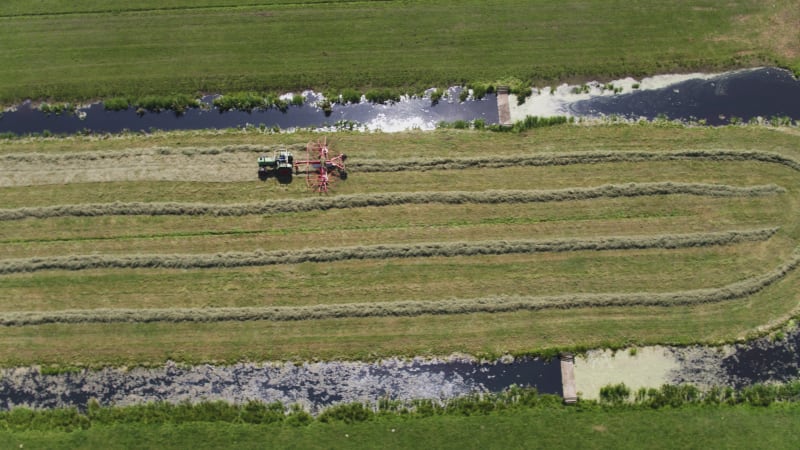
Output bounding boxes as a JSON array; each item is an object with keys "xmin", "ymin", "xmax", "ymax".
[
  {"xmin": 5, "ymin": 148, "xmax": 800, "ymax": 173},
  {"xmin": 3, "ymin": 245, "xmax": 797, "ymax": 327},
  {"xmin": 0, "ymin": 228, "xmax": 778, "ymax": 275},
  {"xmin": 350, "ymin": 150, "xmax": 800, "ymax": 173},
  {"xmin": 0, "ymin": 182, "xmax": 784, "ymax": 221}
]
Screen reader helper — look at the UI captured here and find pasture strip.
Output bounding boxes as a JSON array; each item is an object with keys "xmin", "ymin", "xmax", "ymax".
[
  {"xmin": 0, "ymin": 228, "xmax": 778, "ymax": 275},
  {"xmin": 2, "ymin": 244, "xmax": 796, "ymax": 326},
  {"xmin": 0, "ymin": 183, "xmax": 783, "ymax": 221},
  {"xmin": 0, "ymin": 1, "xmax": 771, "ymax": 104}
]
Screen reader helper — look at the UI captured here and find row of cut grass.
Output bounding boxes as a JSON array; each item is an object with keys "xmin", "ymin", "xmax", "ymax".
[
  {"xmin": 1, "ymin": 242, "xmax": 797, "ymax": 327},
  {"xmin": 0, "ymin": 181, "xmax": 785, "ymax": 221},
  {"xmin": 8, "ymin": 146, "xmax": 800, "ymax": 190},
  {"xmin": 0, "ymin": 196, "xmax": 782, "ymax": 258},
  {"xmin": 0, "ymin": 197, "xmax": 698, "ymax": 242},
  {"xmin": 0, "ymin": 242, "xmax": 784, "ymax": 313},
  {"xmin": 10, "ymin": 143, "xmax": 800, "ymax": 170},
  {"xmin": 1, "ymin": 159, "xmax": 795, "ymax": 207},
  {"xmin": 1, "ymin": 256, "xmax": 798, "ymax": 366},
  {"xmin": 0, "ymin": 228, "xmax": 777, "ymax": 275}
]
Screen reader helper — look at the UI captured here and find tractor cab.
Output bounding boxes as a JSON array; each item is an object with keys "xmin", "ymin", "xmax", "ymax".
[{"xmin": 275, "ymin": 151, "xmax": 294, "ymax": 177}]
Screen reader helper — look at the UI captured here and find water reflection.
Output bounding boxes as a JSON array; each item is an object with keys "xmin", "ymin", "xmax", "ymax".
[
  {"xmin": 0, "ymin": 89, "xmax": 498, "ymax": 135},
  {"xmin": 569, "ymin": 67, "xmax": 800, "ymax": 124}
]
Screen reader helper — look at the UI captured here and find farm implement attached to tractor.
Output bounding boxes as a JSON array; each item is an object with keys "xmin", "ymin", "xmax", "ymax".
[{"xmin": 257, "ymin": 137, "xmax": 347, "ymax": 193}]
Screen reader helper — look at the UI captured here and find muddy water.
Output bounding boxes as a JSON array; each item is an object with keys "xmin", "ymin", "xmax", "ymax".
[{"xmin": 576, "ymin": 326, "xmax": 800, "ymax": 399}]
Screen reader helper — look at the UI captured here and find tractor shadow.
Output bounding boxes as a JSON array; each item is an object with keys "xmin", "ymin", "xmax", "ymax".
[{"xmin": 257, "ymin": 171, "xmax": 294, "ymax": 185}]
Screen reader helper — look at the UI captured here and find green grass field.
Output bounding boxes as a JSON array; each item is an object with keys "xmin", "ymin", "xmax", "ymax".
[
  {"xmin": 3, "ymin": 404, "xmax": 800, "ymax": 449},
  {"xmin": 2, "ymin": 125, "xmax": 800, "ymax": 367},
  {"xmin": 1, "ymin": 0, "xmax": 798, "ymax": 104},
  {"xmin": 4, "ymin": 2, "xmax": 800, "ymax": 446}
]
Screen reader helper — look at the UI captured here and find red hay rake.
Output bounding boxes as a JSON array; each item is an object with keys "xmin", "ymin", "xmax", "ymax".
[{"xmin": 294, "ymin": 137, "xmax": 348, "ymax": 194}]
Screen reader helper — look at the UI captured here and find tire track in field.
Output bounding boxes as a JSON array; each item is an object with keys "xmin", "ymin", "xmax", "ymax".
[
  {"xmin": 2, "ymin": 244, "xmax": 796, "ymax": 326},
  {"xmin": 0, "ymin": 182, "xmax": 784, "ymax": 220},
  {"xmin": 0, "ymin": 228, "xmax": 778, "ymax": 275},
  {"xmin": 0, "ymin": 1, "xmax": 393, "ymax": 19}
]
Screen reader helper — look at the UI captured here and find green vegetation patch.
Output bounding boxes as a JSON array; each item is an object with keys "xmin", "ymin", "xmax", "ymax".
[
  {"xmin": 1, "ymin": 385, "xmax": 800, "ymax": 449},
  {"xmin": 0, "ymin": 1, "xmax": 794, "ymax": 104}
]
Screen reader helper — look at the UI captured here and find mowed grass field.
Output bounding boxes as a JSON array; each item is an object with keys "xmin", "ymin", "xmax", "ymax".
[
  {"xmin": 0, "ymin": 0, "xmax": 798, "ymax": 104},
  {"xmin": 1, "ymin": 125, "xmax": 800, "ymax": 367},
  {"xmin": 4, "ymin": 404, "xmax": 800, "ymax": 450}
]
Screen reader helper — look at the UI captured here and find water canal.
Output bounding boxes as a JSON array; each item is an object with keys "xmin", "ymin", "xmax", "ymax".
[
  {"xmin": 1, "ymin": 326, "xmax": 798, "ymax": 410},
  {"xmin": 0, "ymin": 88, "xmax": 498, "ymax": 135},
  {"xmin": 0, "ymin": 356, "xmax": 560, "ymax": 412},
  {"xmin": 1, "ymin": 67, "xmax": 799, "ymax": 135}
]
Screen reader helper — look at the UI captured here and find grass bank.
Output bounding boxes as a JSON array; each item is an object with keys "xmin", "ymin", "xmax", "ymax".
[
  {"xmin": 5, "ymin": 407, "xmax": 800, "ymax": 449},
  {"xmin": 0, "ymin": 1, "xmax": 797, "ymax": 104},
  {"xmin": 1, "ymin": 386, "xmax": 800, "ymax": 449}
]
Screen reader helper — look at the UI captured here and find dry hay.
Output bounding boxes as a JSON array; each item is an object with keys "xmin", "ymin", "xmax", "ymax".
[{"xmin": 0, "ymin": 228, "xmax": 777, "ymax": 274}]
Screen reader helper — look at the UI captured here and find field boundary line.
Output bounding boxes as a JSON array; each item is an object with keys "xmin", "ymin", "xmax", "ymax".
[
  {"xmin": 0, "ymin": 228, "xmax": 778, "ymax": 275},
  {"xmin": 0, "ymin": 182, "xmax": 783, "ymax": 221},
  {"xmin": 3, "ymin": 244, "xmax": 797, "ymax": 326}
]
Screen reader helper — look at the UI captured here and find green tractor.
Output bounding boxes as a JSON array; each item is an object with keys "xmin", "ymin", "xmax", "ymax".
[{"xmin": 257, "ymin": 150, "xmax": 294, "ymax": 182}]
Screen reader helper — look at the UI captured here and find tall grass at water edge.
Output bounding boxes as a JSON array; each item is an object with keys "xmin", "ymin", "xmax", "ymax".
[
  {"xmin": 211, "ymin": 92, "xmax": 289, "ymax": 113},
  {"xmin": 103, "ymin": 95, "xmax": 200, "ymax": 113},
  {"xmin": 1, "ymin": 383, "xmax": 799, "ymax": 435}
]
